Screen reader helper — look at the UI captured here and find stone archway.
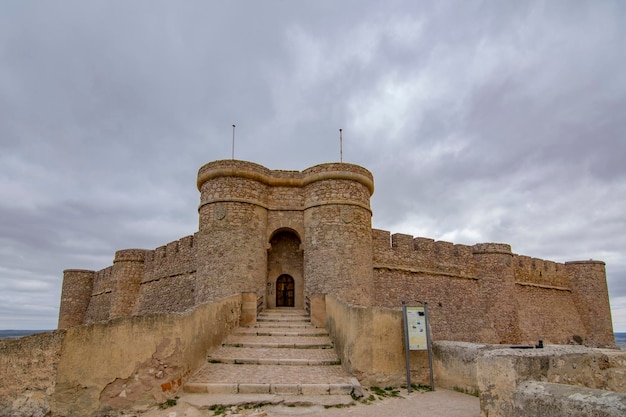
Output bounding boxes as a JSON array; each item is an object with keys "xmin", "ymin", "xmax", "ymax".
[
  {"xmin": 267, "ymin": 230, "xmax": 303, "ymax": 309},
  {"xmin": 276, "ymin": 275, "xmax": 295, "ymax": 307}
]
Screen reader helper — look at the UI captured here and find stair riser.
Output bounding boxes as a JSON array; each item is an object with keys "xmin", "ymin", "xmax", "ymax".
[
  {"xmin": 184, "ymin": 382, "xmax": 354, "ymax": 396},
  {"xmin": 259, "ymin": 310, "xmax": 308, "ymax": 314},
  {"xmin": 235, "ymin": 331, "xmax": 329, "ymax": 337},
  {"xmin": 250, "ymin": 323, "xmax": 312, "ymax": 329},
  {"xmin": 207, "ymin": 358, "xmax": 341, "ymax": 365},
  {"xmin": 223, "ymin": 342, "xmax": 333, "ymax": 349},
  {"xmin": 256, "ymin": 317, "xmax": 310, "ymax": 324}
]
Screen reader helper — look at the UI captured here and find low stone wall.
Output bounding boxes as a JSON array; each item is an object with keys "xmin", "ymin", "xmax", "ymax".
[
  {"xmin": 52, "ymin": 294, "xmax": 240, "ymax": 416},
  {"xmin": 477, "ymin": 345, "xmax": 626, "ymax": 417},
  {"xmin": 325, "ymin": 295, "xmax": 429, "ymax": 386},
  {"xmin": 0, "ymin": 295, "xmax": 241, "ymax": 417},
  {"xmin": 0, "ymin": 330, "xmax": 66, "ymax": 417},
  {"xmin": 512, "ymin": 381, "xmax": 626, "ymax": 417},
  {"xmin": 324, "ymin": 295, "xmax": 626, "ymax": 416},
  {"xmin": 432, "ymin": 341, "xmax": 491, "ymax": 396}
]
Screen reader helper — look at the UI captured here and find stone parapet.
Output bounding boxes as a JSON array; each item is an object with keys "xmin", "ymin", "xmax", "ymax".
[
  {"xmin": 477, "ymin": 345, "xmax": 626, "ymax": 416},
  {"xmin": 513, "ymin": 381, "xmax": 626, "ymax": 417},
  {"xmin": 198, "ymin": 160, "xmax": 373, "ymax": 194}
]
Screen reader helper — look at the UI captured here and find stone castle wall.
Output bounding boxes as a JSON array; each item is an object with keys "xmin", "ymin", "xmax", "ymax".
[
  {"xmin": 57, "ymin": 159, "xmax": 614, "ymax": 348},
  {"xmin": 83, "ymin": 266, "xmax": 113, "ymax": 323},
  {"xmin": 370, "ymin": 229, "xmax": 611, "ymax": 346},
  {"xmin": 135, "ymin": 235, "xmax": 197, "ymax": 315}
]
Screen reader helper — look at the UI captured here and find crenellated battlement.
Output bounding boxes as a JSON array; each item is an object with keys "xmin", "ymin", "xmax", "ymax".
[
  {"xmin": 144, "ymin": 234, "xmax": 196, "ymax": 281},
  {"xmin": 372, "ymin": 229, "xmax": 479, "ymax": 279},
  {"xmin": 92, "ymin": 266, "xmax": 114, "ymax": 295},
  {"xmin": 472, "ymin": 242, "xmax": 513, "ymax": 254},
  {"xmin": 514, "ymin": 255, "xmax": 570, "ymax": 290}
]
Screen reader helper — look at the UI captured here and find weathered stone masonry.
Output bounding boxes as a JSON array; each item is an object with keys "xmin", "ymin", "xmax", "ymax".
[{"xmin": 58, "ymin": 159, "xmax": 615, "ymax": 348}]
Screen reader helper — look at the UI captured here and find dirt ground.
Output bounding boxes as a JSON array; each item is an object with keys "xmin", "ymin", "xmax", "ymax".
[{"xmin": 140, "ymin": 388, "xmax": 480, "ymax": 417}]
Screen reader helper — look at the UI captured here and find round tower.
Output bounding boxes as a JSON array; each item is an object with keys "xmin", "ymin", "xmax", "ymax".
[
  {"xmin": 302, "ymin": 163, "xmax": 375, "ymax": 306},
  {"xmin": 58, "ymin": 269, "xmax": 94, "ymax": 329},
  {"xmin": 109, "ymin": 249, "xmax": 147, "ymax": 319},
  {"xmin": 472, "ymin": 243, "xmax": 519, "ymax": 344},
  {"xmin": 195, "ymin": 160, "xmax": 270, "ymax": 303},
  {"xmin": 566, "ymin": 260, "xmax": 615, "ymax": 347}
]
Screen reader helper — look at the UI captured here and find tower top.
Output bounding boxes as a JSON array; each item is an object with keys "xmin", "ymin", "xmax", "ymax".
[{"xmin": 197, "ymin": 159, "xmax": 374, "ymax": 196}]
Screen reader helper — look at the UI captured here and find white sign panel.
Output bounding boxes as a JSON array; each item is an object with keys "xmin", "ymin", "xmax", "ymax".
[{"xmin": 406, "ymin": 306, "xmax": 427, "ymax": 350}]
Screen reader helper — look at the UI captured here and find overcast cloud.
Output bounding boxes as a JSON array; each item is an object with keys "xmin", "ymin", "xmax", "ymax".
[{"xmin": 1, "ymin": 1, "xmax": 625, "ymax": 331}]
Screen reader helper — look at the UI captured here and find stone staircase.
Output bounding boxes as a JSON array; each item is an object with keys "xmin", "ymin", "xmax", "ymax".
[{"xmin": 184, "ymin": 309, "xmax": 361, "ymax": 400}]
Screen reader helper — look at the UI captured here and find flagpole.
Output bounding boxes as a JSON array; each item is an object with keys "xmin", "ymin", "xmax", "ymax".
[
  {"xmin": 339, "ymin": 128, "xmax": 343, "ymax": 163},
  {"xmin": 232, "ymin": 124, "xmax": 236, "ymax": 160}
]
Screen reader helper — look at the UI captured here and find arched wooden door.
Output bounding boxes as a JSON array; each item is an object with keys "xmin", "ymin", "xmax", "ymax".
[{"xmin": 276, "ymin": 275, "xmax": 295, "ymax": 307}]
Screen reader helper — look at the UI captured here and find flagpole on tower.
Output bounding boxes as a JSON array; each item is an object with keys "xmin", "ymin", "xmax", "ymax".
[
  {"xmin": 339, "ymin": 128, "xmax": 343, "ymax": 163},
  {"xmin": 232, "ymin": 124, "xmax": 236, "ymax": 160}
]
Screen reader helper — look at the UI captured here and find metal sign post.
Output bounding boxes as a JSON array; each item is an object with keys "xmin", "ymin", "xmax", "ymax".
[
  {"xmin": 402, "ymin": 301, "xmax": 412, "ymax": 392},
  {"xmin": 424, "ymin": 302, "xmax": 435, "ymax": 391},
  {"xmin": 402, "ymin": 301, "xmax": 435, "ymax": 393}
]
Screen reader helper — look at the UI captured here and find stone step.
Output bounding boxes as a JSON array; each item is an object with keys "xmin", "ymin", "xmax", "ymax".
[
  {"xmin": 180, "ymin": 392, "xmax": 355, "ymax": 409},
  {"xmin": 257, "ymin": 315, "xmax": 310, "ymax": 323},
  {"xmin": 184, "ymin": 307, "xmax": 361, "ymax": 398},
  {"xmin": 259, "ymin": 309, "xmax": 308, "ymax": 316},
  {"xmin": 223, "ymin": 335, "xmax": 333, "ymax": 349},
  {"xmin": 184, "ymin": 364, "xmax": 360, "ymax": 396},
  {"xmin": 235, "ymin": 327, "xmax": 328, "ymax": 337},
  {"xmin": 249, "ymin": 321, "xmax": 312, "ymax": 328},
  {"xmin": 208, "ymin": 346, "xmax": 340, "ymax": 365}
]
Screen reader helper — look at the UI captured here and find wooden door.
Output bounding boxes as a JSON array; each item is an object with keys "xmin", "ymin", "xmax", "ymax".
[{"xmin": 276, "ymin": 275, "xmax": 295, "ymax": 307}]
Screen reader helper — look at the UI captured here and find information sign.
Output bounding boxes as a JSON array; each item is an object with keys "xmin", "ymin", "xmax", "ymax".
[
  {"xmin": 406, "ymin": 306, "xmax": 427, "ymax": 350},
  {"xmin": 402, "ymin": 301, "xmax": 434, "ymax": 392}
]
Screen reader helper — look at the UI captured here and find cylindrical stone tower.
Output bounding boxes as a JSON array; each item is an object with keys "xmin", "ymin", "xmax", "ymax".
[
  {"xmin": 195, "ymin": 160, "xmax": 269, "ymax": 303},
  {"xmin": 473, "ymin": 243, "xmax": 519, "ymax": 344},
  {"xmin": 302, "ymin": 163, "xmax": 375, "ymax": 306},
  {"xmin": 566, "ymin": 260, "xmax": 615, "ymax": 347},
  {"xmin": 109, "ymin": 249, "xmax": 147, "ymax": 319},
  {"xmin": 58, "ymin": 269, "xmax": 94, "ymax": 329}
]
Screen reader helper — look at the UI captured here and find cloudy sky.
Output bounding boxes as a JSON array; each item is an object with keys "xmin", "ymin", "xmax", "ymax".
[{"xmin": 1, "ymin": 1, "xmax": 625, "ymax": 332}]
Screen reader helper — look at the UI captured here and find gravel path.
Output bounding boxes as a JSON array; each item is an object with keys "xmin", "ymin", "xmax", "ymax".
[
  {"xmin": 262, "ymin": 389, "xmax": 479, "ymax": 417},
  {"xmin": 140, "ymin": 388, "xmax": 480, "ymax": 417}
]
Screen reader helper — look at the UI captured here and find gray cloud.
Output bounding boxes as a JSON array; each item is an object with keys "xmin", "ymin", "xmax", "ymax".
[{"xmin": 1, "ymin": 1, "xmax": 625, "ymax": 330}]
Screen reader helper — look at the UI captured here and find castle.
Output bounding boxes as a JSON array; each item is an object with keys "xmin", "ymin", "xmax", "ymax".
[{"xmin": 58, "ymin": 159, "xmax": 614, "ymax": 347}]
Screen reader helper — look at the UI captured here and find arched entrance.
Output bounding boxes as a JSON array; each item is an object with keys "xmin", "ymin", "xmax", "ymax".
[
  {"xmin": 276, "ymin": 275, "xmax": 295, "ymax": 307},
  {"xmin": 267, "ymin": 229, "xmax": 303, "ymax": 308}
]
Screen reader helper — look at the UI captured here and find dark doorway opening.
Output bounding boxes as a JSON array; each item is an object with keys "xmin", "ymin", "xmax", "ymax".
[{"xmin": 276, "ymin": 275, "xmax": 295, "ymax": 307}]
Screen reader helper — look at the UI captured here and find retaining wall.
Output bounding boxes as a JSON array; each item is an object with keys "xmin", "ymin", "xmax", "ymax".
[
  {"xmin": 0, "ymin": 331, "xmax": 65, "ymax": 417},
  {"xmin": 477, "ymin": 345, "xmax": 626, "ymax": 417},
  {"xmin": 0, "ymin": 295, "xmax": 241, "ymax": 417},
  {"xmin": 325, "ymin": 294, "xmax": 430, "ymax": 386}
]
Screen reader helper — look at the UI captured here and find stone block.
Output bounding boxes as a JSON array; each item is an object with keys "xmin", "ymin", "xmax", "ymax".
[
  {"xmin": 238, "ymin": 384, "xmax": 270, "ymax": 394},
  {"xmin": 182, "ymin": 383, "xmax": 207, "ymax": 393},
  {"xmin": 513, "ymin": 381, "xmax": 626, "ymax": 417},
  {"xmin": 329, "ymin": 384, "xmax": 353, "ymax": 395},
  {"xmin": 301, "ymin": 384, "xmax": 330, "ymax": 395},
  {"xmin": 205, "ymin": 383, "xmax": 238, "ymax": 394},
  {"xmin": 270, "ymin": 384, "xmax": 300, "ymax": 395}
]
